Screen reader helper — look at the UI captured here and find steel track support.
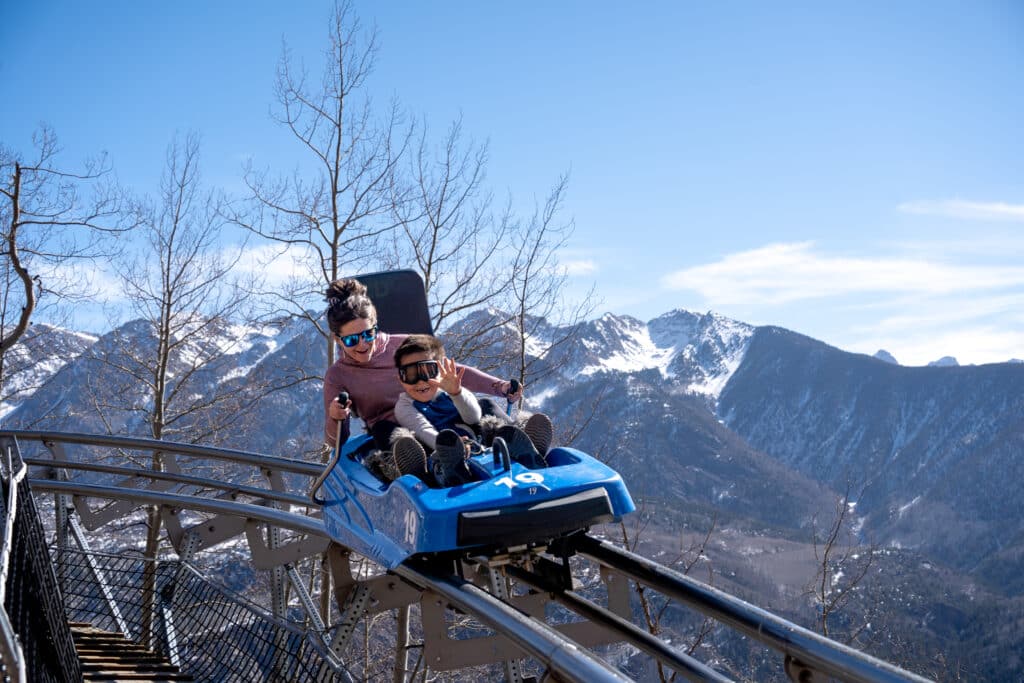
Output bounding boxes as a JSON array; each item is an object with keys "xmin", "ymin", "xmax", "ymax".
[
  {"xmin": 53, "ymin": 484, "xmax": 71, "ymax": 593},
  {"xmin": 266, "ymin": 521, "xmax": 290, "ymax": 681},
  {"xmin": 394, "ymin": 605, "xmax": 411, "ymax": 683},
  {"xmin": 263, "ymin": 465, "xmax": 291, "ymax": 682},
  {"xmin": 159, "ymin": 593, "xmax": 181, "ymax": 669},
  {"xmin": 67, "ymin": 513, "xmax": 131, "ymax": 638},
  {"xmin": 399, "ymin": 561, "xmax": 631, "ymax": 683},
  {"xmin": 159, "ymin": 530, "xmax": 202, "ymax": 669},
  {"xmin": 287, "ymin": 563, "xmax": 327, "ymax": 633},
  {"xmin": 45, "ymin": 441, "xmax": 75, "ymax": 597},
  {"xmin": 318, "ymin": 444, "xmax": 334, "ymax": 630},
  {"xmin": 486, "ymin": 566, "xmax": 526, "ymax": 683},
  {"xmin": 330, "ymin": 583, "xmax": 373, "ymax": 658}
]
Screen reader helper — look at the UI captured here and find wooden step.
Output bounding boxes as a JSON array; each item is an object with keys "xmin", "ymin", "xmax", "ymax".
[{"xmin": 70, "ymin": 624, "xmax": 195, "ymax": 682}]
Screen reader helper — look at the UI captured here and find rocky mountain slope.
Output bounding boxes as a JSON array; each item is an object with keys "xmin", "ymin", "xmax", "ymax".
[{"xmin": 717, "ymin": 326, "xmax": 1024, "ymax": 583}]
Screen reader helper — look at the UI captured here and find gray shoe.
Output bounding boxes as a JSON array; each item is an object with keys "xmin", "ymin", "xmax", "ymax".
[
  {"xmin": 495, "ymin": 425, "xmax": 546, "ymax": 469},
  {"xmin": 432, "ymin": 429, "xmax": 473, "ymax": 487},
  {"xmin": 391, "ymin": 436, "xmax": 428, "ymax": 480},
  {"xmin": 523, "ymin": 413, "xmax": 553, "ymax": 455}
]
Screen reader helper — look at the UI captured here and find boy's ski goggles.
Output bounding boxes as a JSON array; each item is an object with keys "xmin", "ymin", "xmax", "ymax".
[
  {"xmin": 398, "ymin": 360, "xmax": 440, "ymax": 384},
  {"xmin": 337, "ymin": 326, "xmax": 378, "ymax": 348}
]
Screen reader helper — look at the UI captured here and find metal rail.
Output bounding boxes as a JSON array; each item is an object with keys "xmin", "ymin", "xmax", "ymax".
[
  {"xmin": 29, "ymin": 479, "xmax": 329, "ymax": 538},
  {"xmin": 2, "ymin": 429, "xmax": 323, "ymax": 477},
  {"xmin": 576, "ymin": 535, "xmax": 934, "ymax": 683},
  {"xmin": 0, "ymin": 440, "xmax": 28, "ymax": 682},
  {"xmin": 24, "ymin": 456, "xmax": 312, "ymax": 508},
  {"xmin": 504, "ymin": 562, "xmax": 732, "ymax": 683},
  {"xmin": 393, "ymin": 559, "xmax": 633, "ymax": 683},
  {"xmin": 1, "ymin": 434, "xmax": 83, "ymax": 682}
]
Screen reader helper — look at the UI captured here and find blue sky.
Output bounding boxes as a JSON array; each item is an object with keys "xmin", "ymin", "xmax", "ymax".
[{"xmin": 3, "ymin": 1, "xmax": 1022, "ymax": 366}]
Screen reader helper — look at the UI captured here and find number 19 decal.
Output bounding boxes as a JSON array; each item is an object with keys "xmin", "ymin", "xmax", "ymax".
[
  {"xmin": 494, "ymin": 472, "xmax": 545, "ymax": 489},
  {"xmin": 403, "ymin": 508, "xmax": 418, "ymax": 544}
]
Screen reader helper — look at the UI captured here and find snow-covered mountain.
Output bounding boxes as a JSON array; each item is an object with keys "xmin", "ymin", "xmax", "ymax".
[
  {"xmin": 873, "ymin": 349, "xmax": 899, "ymax": 365},
  {"xmin": 0, "ymin": 323, "xmax": 97, "ymax": 420},
  {"xmin": 4, "ymin": 306, "xmax": 1024, "ymax": 678},
  {"xmin": 2, "ymin": 315, "xmax": 317, "ymax": 441},
  {"xmin": 467, "ymin": 309, "xmax": 756, "ymax": 406}
]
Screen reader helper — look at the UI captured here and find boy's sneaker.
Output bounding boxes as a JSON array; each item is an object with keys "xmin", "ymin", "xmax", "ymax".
[
  {"xmin": 495, "ymin": 425, "xmax": 546, "ymax": 469},
  {"xmin": 523, "ymin": 413, "xmax": 553, "ymax": 455},
  {"xmin": 391, "ymin": 436, "xmax": 428, "ymax": 480},
  {"xmin": 432, "ymin": 429, "xmax": 473, "ymax": 487}
]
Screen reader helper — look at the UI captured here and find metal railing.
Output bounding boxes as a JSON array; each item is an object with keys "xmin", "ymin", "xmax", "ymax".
[
  {"xmin": 58, "ymin": 548, "xmax": 350, "ymax": 681},
  {"xmin": 1, "ymin": 431, "xmax": 351, "ymax": 682},
  {"xmin": 0, "ymin": 439, "xmax": 26, "ymax": 683},
  {"xmin": 0, "ymin": 435, "xmax": 81, "ymax": 683}
]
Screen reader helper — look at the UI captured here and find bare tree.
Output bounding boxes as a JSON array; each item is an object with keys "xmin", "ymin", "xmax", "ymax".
[
  {"xmin": 504, "ymin": 175, "xmax": 596, "ymax": 393},
  {"xmin": 805, "ymin": 482, "xmax": 876, "ymax": 642},
  {"xmin": 618, "ymin": 506, "xmax": 717, "ymax": 683},
  {"xmin": 89, "ymin": 133, "xmax": 264, "ymax": 444},
  {"xmin": 86, "ymin": 133, "xmax": 276, "ymax": 641},
  {"xmin": 383, "ymin": 116, "xmax": 514, "ymax": 358},
  {"xmin": 232, "ymin": 0, "xmax": 410, "ymax": 366},
  {"xmin": 1, "ymin": 125, "xmax": 130, "ymax": 399}
]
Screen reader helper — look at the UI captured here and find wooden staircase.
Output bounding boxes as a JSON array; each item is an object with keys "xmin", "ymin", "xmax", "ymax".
[{"xmin": 70, "ymin": 623, "xmax": 194, "ymax": 682}]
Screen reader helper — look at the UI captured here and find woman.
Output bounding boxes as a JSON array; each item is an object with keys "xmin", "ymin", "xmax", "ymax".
[{"xmin": 322, "ymin": 277, "xmax": 525, "ymax": 478}]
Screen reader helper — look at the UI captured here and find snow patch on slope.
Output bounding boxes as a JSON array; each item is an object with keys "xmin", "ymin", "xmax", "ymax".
[
  {"xmin": 687, "ymin": 323, "xmax": 754, "ymax": 399},
  {"xmin": 581, "ymin": 321, "xmax": 675, "ymax": 377}
]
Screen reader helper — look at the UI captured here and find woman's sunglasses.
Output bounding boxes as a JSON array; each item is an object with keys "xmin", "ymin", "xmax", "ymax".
[
  {"xmin": 398, "ymin": 360, "xmax": 440, "ymax": 384},
  {"xmin": 337, "ymin": 325, "xmax": 379, "ymax": 348}
]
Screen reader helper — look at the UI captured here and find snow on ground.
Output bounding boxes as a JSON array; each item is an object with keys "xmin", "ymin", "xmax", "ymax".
[
  {"xmin": 687, "ymin": 353, "xmax": 742, "ymax": 400},
  {"xmin": 0, "ymin": 328, "xmax": 99, "ymax": 420},
  {"xmin": 523, "ymin": 331, "xmax": 549, "ymax": 359},
  {"xmin": 583, "ymin": 323, "xmax": 676, "ymax": 378},
  {"xmin": 526, "ymin": 385, "xmax": 559, "ymax": 410},
  {"xmin": 897, "ymin": 495, "xmax": 922, "ymax": 519},
  {"xmin": 686, "ymin": 314, "xmax": 754, "ymax": 402}
]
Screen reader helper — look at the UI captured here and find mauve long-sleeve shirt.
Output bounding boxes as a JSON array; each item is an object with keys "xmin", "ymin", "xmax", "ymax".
[{"xmin": 322, "ymin": 331, "xmax": 508, "ymax": 446}]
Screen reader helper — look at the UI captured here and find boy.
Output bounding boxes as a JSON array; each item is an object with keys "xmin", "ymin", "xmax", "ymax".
[{"xmin": 392, "ymin": 334, "xmax": 552, "ymax": 487}]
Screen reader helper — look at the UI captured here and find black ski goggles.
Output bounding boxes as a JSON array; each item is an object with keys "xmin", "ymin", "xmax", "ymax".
[
  {"xmin": 397, "ymin": 360, "xmax": 440, "ymax": 384},
  {"xmin": 337, "ymin": 325, "xmax": 378, "ymax": 348}
]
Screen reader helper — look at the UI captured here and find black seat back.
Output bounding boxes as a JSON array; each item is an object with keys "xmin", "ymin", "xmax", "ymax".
[{"xmin": 357, "ymin": 270, "xmax": 433, "ymax": 335}]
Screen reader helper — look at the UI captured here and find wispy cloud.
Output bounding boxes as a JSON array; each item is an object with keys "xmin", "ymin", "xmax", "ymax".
[
  {"xmin": 853, "ymin": 293, "xmax": 1024, "ymax": 336},
  {"xmin": 660, "ymin": 241, "xmax": 1024, "ymax": 306},
  {"xmin": 660, "ymin": 240, "xmax": 1024, "ymax": 365},
  {"xmin": 43, "ymin": 260, "xmax": 123, "ymax": 301},
  {"xmin": 897, "ymin": 199, "xmax": 1024, "ymax": 222},
  {"xmin": 562, "ymin": 259, "xmax": 598, "ymax": 276},
  {"xmin": 232, "ymin": 243, "xmax": 318, "ymax": 285}
]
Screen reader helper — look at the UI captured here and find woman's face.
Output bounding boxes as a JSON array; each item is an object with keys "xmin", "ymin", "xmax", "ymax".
[{"xmin": 336, "ymin": 318, "xmax": 378, "ymax": 364}]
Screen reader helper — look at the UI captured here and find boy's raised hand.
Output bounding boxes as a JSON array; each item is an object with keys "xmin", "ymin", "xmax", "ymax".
[{"xmin": 432, "ymin": 357, "xmax": 465, "ymax": 395}]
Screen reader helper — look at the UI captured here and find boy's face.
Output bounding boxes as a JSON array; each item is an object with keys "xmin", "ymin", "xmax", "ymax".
[{"xmin": 397, "ymin": 350, "xmax": 441, "ymax": 402}]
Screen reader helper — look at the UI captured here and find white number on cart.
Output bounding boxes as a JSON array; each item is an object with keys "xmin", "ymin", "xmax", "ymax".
[
  {"xmin": 494, "ymin": 472, "xmax": 545, "ymax": 489},
  {"xmin": 403, "ymin": 508, "xmax": 418, "ymax": 545}
]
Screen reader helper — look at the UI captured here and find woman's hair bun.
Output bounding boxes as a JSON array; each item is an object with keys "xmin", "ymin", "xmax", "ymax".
[
  {"xmin": 326, "ymin": 278, "xmax": 367, "ymax": 301},
  {"xmin": 325, "ymin": 277, "xmax": 376, "ymax": 333}
]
